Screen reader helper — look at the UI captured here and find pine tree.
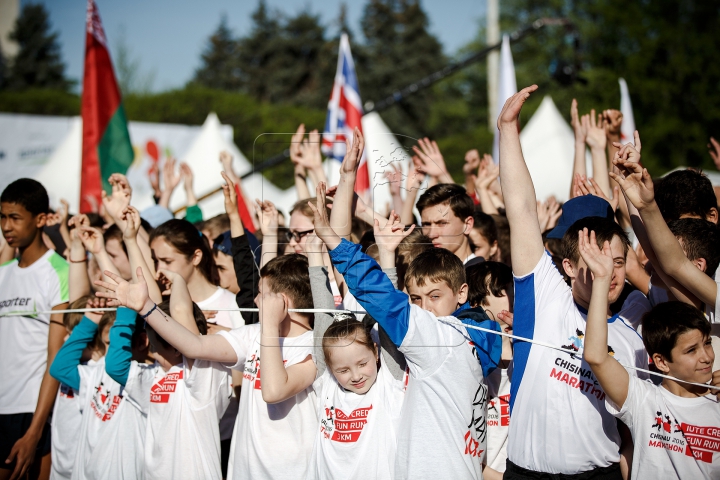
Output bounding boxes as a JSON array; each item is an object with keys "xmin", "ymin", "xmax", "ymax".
[
  {"xmin": 237, "ymin": 0, "xmax": 282, "ymax": 101},
  {"xmin": 5, "ymin": 3, "xmax": 70, "ymax": 91},
  {"xmin": 193, "ymin": 15, "xmax": 243, "ymax": 91}
]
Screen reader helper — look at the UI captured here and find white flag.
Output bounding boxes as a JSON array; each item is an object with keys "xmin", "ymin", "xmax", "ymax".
[
  {"xmin": 619, "ymin": 78, "xmax": 636, "ymax": 145},
  {"xmin": 492, "ymin": 34, "xmax": 518, "ymax": 163}
]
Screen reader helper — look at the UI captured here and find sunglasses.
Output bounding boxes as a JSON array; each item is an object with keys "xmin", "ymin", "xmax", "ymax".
[{"xmin": 285, "ymin": 228, "xmax": 314, "ymax": 242}]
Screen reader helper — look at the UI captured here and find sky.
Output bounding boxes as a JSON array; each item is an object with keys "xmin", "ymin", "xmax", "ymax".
[{"xmin": 26, "ymin": 0, "xmax": 486, "ymax": 93}]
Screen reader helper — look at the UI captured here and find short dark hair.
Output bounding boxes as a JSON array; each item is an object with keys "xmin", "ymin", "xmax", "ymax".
[
  {"xmin": 654, "ymin": 169, "xmax": 718, "ymax": 221},
  {"xmin": 641, "ymin": 301, "xmax": 710, "ymax": 361},
  {"xmin": 491, "ymin": 214, "xmax": 511, "ymax": 266},
  {"xmin": 668, "ymin": 218, "xmax": 720, "ymax": 278},
  {"xmin": 561, "ymin": 217, "xmax": 630, "ymax": 264},
  {"xmin": 416, "ymin": 184, "xmax": 474, "ymax": 221},
  {"xmin": 103, "ymin": 224, "xmax": 127, "ymax": 255},
  {"xmin": 149, "ymin": 300, "xmax": 207, "ymax": 350},
  {"xmin": 396, "ymin": 230, "xmax": 433, "ymax": 291},
  {"xmin": 466, "ymin": 261, "xmax": 513, "ymax": 309},
  {"xmin": 1, "ymin": 178, "xmax": 49, "ymax": 215},
  {"xmin": 260, "ymin": 254, "xmax": 313, "ymax": 311},
  {"xmin": 472, "ymin": 211, "xmax": 498, "ymax": 247},
  {"xmin": 405, "ymin": 247, "xmax": 466, "ymax": 294}
]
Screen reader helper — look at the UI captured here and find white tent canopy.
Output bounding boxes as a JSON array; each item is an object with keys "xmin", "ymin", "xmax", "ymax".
[{"xmin": 519, "ymin": 95, "xmax": 591, "ymax": 202}]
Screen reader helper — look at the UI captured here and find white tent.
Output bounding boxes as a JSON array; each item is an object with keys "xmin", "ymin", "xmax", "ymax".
[
  {"xmin": 171, "ymin": 112, "xmax": 297, "ymax": 218},
  {"xmin": 519, "ymin": 95, "xmax": 590, "ymax": 202}
]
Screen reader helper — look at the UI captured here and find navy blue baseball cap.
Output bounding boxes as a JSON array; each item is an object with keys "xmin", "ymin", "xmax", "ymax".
[
  {"xmin": 546, "ymin": 195, "xmax": 615, "ymax": 239},
  {"xmin": 213, "ymin": 229, "xmax": 261, "ymax": 266}
]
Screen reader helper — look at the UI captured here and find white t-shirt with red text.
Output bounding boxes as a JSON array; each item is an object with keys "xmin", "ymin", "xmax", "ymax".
[
  {"xmin": 485, "ymin": 365, "xmax": 511, "ymax": 473},
  {"xmin": 309, "ymin": 361, "xmax": 405, "ymax": 480},
  {"xmin": 71, "ymin": 357, "xmax": 153, "ymax": 480},
  {"xmin": 123, "ymin": 359, "xmax": 232, "ymax": 480},
  {"xmin": 50, "ymin": 380, "xmax": 84, "ymax": 480},
  {"xmin": 607, "ymin": 375, "xmax": 720, "ymax": 479},
  {"xmin": 508, "ymin": 253, "xmax": 649, "ymax": 474},
  {"xmin": 218, "ymin": 324, "xmax": 316, "ymax": 480}
]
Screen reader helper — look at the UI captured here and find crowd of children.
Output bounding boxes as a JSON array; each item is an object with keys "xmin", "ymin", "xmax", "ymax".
[{"xmin": 1, "ymin": 85, "xmax": 719, "ymax": 480}]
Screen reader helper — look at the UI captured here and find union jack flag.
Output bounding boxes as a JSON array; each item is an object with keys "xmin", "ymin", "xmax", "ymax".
[{"xmin": 322, "ymin": 33, "xmax": 369, "ymax": 193}]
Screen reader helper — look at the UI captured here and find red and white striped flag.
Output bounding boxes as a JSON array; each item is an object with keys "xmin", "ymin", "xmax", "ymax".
[{"xmin": 322, "ymin": 33, "xmax": 369, "ymax": 193}]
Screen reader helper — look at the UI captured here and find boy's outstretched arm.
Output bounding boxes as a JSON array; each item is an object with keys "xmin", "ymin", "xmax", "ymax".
[
  {"xmin": 497, "ymin": 85, "xmax": 545, "ymax": 277},
  {"xmin": 259, "ymin": 292, "xmax": 316, "ymax": 404},
  {"xmin": 610, "ymin": 148, "xmax": 718, "ymax": 307},
  {"xmin": 95, "ymin": 268, "xmax": 238, "ymax": 364},
  {"xmin": 579, "ymin": 228, "xmax": 629, "ymax": 408}
]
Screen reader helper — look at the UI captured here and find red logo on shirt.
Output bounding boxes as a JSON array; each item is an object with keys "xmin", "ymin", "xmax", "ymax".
[
  {"xmin": 90, "ymin": 381, "xmax": 122, "ymax": 421},
  {"xmin": 320, "ymin": 405, "xmax": 373, "ymax": 443},
  {"xmin": 150, "ymin": 370, "xmax": 183, "ymax": 403},
  {"xmin": 487, "ymin": 394, "xmax": 510, "ymax": 427},
  {"xmin": 647, "ymin": 411, "xmax": 719, "ymax": 464}
]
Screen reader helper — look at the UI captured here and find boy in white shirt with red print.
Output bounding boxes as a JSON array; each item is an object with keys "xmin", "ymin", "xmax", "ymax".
[{"xmin": 580, "ymin": 227, "xmax": 720, "ymax": 478}]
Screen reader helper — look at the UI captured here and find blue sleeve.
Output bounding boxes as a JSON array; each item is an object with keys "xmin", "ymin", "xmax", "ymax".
[
  {"xmin": 105, "ymin": 307, "xmax": 138, "ymax": 386},
  {"xmin": 329, "ymin": 239, "xmax": 411, "ymax": 347},
  {"xmin": 49, "ymin": 317, "xmax": 98, "ymax": 391}
]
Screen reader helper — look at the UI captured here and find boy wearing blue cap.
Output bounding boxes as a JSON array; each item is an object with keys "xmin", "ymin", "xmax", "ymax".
[{"xmin": 498, "ymin": 86, "xmax": 649, "ymax": 479}]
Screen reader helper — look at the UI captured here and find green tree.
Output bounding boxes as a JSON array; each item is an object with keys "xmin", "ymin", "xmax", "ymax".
[
  {"xmin": 359, "ymin": 0, "xmax": 445, "ymax": 139},
  {"xmin": 236, "ymin": 1, "xmax": 283, "ymax": 101},
  {"xmin": 193, "ymin": 14, "xmax": 243, "ymax": 91},
  {"xmin": 114, "ymin": 26, "xmax": 155, "ymax": 95},
  {"xmin": 4, "ymin": 3, "xmax": 70, "ymax": 91}
]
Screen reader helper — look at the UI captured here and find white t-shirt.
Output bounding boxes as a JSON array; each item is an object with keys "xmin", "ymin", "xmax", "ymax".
[
  {"xmin": 197, "ymin": 286, "xmax": 243, "ymax": 442},
  {"xmin": 197, "ymin": 286, "xmax": 244, "ymax": 329},
  {"xmin": 485, "ymin": 364, "xmax": 511, "ymax": 473},
  {"xmin": 123, "ymin": 359, "xmax": 232, "ymax": 480},
  {"xmin": 607, "ymin": 376, "xmax": 720, "ymax": 478},
  {"xmin": 309, "ymin": 361, "xmax": 405, "ymax": 480},
  {"xmin": 72, "ymin": 357, "xmax": 153, "ymax": 480},
  {"xmin": 50, "ymin": 382, "xmax": 83, "ymax": 480},
  {"xmin": 218, "ymin": 324, "xmax": 317, "ymax": 480},
  {"xmin": 0, "ymin": 250, "xmax": 68, "ymax": 414},
  {"xmin": 395, "ymin": 305, "xmax": 490, "ymax": 480},
  {"xmin": 508, "ymin": 253, "xmax": 649, "ymax": 474}
]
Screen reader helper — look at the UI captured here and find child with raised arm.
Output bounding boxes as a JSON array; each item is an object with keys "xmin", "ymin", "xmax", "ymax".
[
  {"xmin": 95, "ymin": 256, "xmax": 318, "ymax": 480},
  {"xmin": 104, "ymin": 268, "xmax": 231, "ymax": 480},
  {"xmin": 498, "ymin": 86, "xmax": 648, "ymax": 479},
  {"xmin": 49, "ymin": 301, "xmax": 149, "ymax": 480},
  {"xmin": 309, "ymin": 181, "xmax": 502, "ymax": 479},
  {"xmin": 580, "ymin": 227, "xmax": 720, "ymax": 478},
  {"xmin": 284, "ymin": 194, "xmax": 408, "ymax": 480}
]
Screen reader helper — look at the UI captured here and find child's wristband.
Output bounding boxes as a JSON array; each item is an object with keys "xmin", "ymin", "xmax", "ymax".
[{"xmin": 140, "ymin": 303, "xmax": 158, "ymax": 319}]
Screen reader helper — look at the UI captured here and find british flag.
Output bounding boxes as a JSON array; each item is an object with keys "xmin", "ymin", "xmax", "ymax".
[{"xmin": 322, "ymin": 33, "xmax": 369, "ymax": 193}]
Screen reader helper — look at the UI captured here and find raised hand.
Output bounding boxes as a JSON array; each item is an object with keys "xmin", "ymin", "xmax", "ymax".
[
  {"xmin": 584, "ymin": 110, "xmax": 607, "ymax": 151},
  {"xmin": 180, "ymin": 162, "xmax": 194, "ymax": 191},
  {"xmin": 574, "ymin": 174, "xmax": 620, "ymax": 211},
  {"xmin": 603, "ymin": 109, "xmax": 623, "ymax": 138},
  {"xmin": 709, "ymin": 137, "xmax": 720, "ymax": 170},
  {"xmin": 383, "ymin": 163, "xmax": 403, "ymax": 197},
  {"xmin": 289, "ymin": 124, "xmax": 306, "ymax": 167},
  {"xmin": 577, "ymin": 228, "xmax": 614, "ymax": 280},
  {"xmin": 221, "ymin": 171, "xmax": 239, "ymax": 217},
  {"xmin": 255, "ymin": 199, "xmax": 279, "ymax": 236},
  {"xmin": 163, "ymin": 157, "xmax": 182, "ymax": 193},
  {"xmin": 258, "ymin": 291, "xmax": 288, "ymax": 328},
  {"xmin": 121, "ymin": 206, "xmax": 142, "ymax": 241},
  {"xmin": 463, "ymin": 149, "xmax": 481, "ymax": 176},
  {"xmin": 84, "ymin": 296, "xmax": 108, "ymax": 324},
  {"xmin": 78, "ymin": 226, "xmax": 106, "ymax": 255},
  {"xmin": 108, "ymin": 173, "xmax": 132, "ymax": 198},
  {"xmin": 307, "ymin": 182, "xmax": 341, "ymax": 249},
  {"xmin": 405, "ymin": 162, "xmax": 425, "ymax": 191},
  {"xmin": 570, "ymin": 99, "xmax": 587, "ymax": 144},
  {"xmin": 102, "ymin": 174, "xmax": 132, "ymax": 229},
  {"xmin": 475, "ymin": 160, "xmax": 500, "ymax": 190},
  {"xmin": 545, "ymin": 197, "xmax": 562, "ymax": 231},
  {"xmin": 411, "ymin": 137, "xmax": 448, "ymax": 180},
  {"xmin": 374, "ymin": 210, "xmax": 415, "ymax": 254},
  {"xmin": 497, "ymin": 85, "xmax": 538, "ymax": 130},
  {"xmin": 609, "ymin": 158, "xmax": 654, "ymax": 210},
  {"xmin": 94, "ymin": 267, "xmax": 150, "ymax": 312},
  {"xmin": 149, "ymin": 165, "xmax": 162, "ymax": 198},
  {"xmin": 298, "ymin": 129, "xmax": 324, "ymax": 172},
  {"xmin": 156, "ymin": 268, "xmax": 185, "ymax": 296},
  {"xmin": 340, "ymin": 127, "xmax": 365, "ymax": 175}
]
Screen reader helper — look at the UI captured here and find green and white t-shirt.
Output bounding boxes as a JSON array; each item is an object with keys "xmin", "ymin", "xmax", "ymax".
[{"xmin": 0, "ymin": 249, "xmax": 69, "ymax": 414}]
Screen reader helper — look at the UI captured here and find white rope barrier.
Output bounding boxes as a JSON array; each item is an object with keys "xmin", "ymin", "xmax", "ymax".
[{"xmin": 2, "ymin": 307, "xmax": 718, "ymax": 391}]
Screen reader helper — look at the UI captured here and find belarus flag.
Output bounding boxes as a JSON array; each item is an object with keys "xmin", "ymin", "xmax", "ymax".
[
  {"xmin": 322, "ymin": 33, "xmax": 369, "ymax": 194},
  {"xmin": 80, "ymin": 0, "xmax": 133, "ymax": 213}
]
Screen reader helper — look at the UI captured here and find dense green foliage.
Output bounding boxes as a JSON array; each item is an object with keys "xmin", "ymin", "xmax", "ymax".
[{"xmin": 2, "ymin": 3, "xmax": 71, "ymax": 91}]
